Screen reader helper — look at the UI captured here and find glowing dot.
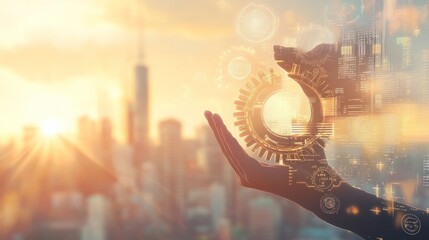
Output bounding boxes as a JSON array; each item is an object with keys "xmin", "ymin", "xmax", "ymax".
[
  {"xmin": 41, "ymin": 119, "xmax": 63, "ymax": 137},
  {"xmin": 227, "ymin": 56, "xmax": 252, "ymax": 80},
  {"xmin": 262, "ymin": 90, "xmax": 311, "ymax": 136},
  {"xmin": 371, "ymin": 207, "xmax": 381, "ymax": 215},
  {"xmin": 347, "ymin": 205, "xmax": 360, "ymax": 215}
]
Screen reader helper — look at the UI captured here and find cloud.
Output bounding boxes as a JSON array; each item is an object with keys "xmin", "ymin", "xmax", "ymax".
[
  {"xmin": 0, "ymin": 41, "xmax": 131, "ymax": 82},
  {"xmin": 0, "ymin": 0, "xmax": 128, "ymax": 49},
  {"xmin": 98, "ymin": 0, "xmax": 239, "ymax": 39}
]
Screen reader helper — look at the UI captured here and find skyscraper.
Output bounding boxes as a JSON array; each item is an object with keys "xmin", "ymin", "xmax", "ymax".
[
  {"xmin": 133, "ymin": 63, "xmax": 150, "ymax": 164},
  {"xmin": 158, "ymin": 119, "xmax": 186, "ymax": 233}
]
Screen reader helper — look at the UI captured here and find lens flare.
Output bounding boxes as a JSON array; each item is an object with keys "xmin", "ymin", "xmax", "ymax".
[{"xmin": 41, "ymin": 119, "xmax": 63, "ymax": 137}]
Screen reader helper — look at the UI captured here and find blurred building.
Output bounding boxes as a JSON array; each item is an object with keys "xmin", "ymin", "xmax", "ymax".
[
  {"xmin": 31, "ymin": 191, "xmax": 85, "ymax": 240},
  {"xmin": 210, "ymin": 183, "xmax": 227, "ymax": 232},
  {"xmin": 99, "ymin": 117, "xmax": 113, "ymax": 168},
  {"xmin": 196, "ymin": 126, "xmax": 237, "ymax": 224},
  {"xmin": 81, "ymin": 195, "xmax": 110, "ymax": 240},
  {"xmin": 158, "ymin": 119, "xmax": 186, "ymax": 234},
  {"xmin": 246, "ymin": 196, "xmax": 281, "ymax": 240},
  {"xmin": 133, "ymin": 62, "xmax": 150, "ymax": 165}
]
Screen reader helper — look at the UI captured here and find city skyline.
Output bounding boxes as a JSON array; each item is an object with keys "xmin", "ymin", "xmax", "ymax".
[
  {"xmin": 0, "ymin": 0, "xmax": 336, "ymax": 142},
  {"xmin": 2, "ymin": 0, "xmax": 429, "ymax": 239}
]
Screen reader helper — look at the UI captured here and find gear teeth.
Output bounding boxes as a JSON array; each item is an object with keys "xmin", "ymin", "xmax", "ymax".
[
  {"xmin": 258, "ymin": 148, "xmax": 267, "ymax": 158},
  {"xmin": 238, "ymin": 125, "xmax": 247, "ymax": 132},
  {"xmin": 233, "ymin": 112, "xmax": 245, "ymax": 118},
  {"xmin": 274, "ymin": 154, "xmax": 281, "ymax": 163},
  {"xmin": 235, "ymin": 116, "xmax": 245, "ymax": 121},
  {"xmin": 251, "ymin": 77, "xmax": 261, "ymax": 86},
  {"xmin": 245, "ymin": 140, "xmax": 256, "ymax": 147},
  {"xmin": 234, "ymin": 120, "xmax": 246, "ymax": 126},
  {"xmin": 245, "ymin": 82, "xmax": 254, "ymax": 91},
  {"xmin": 234, "ymin": 100, "xmax": 245, "ymax": 106},
  {"xmin": 266, "ymin": 151, "xmax": 274, "ymax": 161},
  {"xmin": 235, "ymin": 105, "xmax": 245, "ymax": 111},
  {"xmin": 257, "ymin": 71, "xmax": 267, "ymax": 81},
  {"xmin": 244, "ymin": 135, "xmax": 253, "ymax": 143},
  {"xmin": 239, "ymin": 131, "xmax": 250, "ymax": 137},
  {"xmin": 238, "ymin": 95, "xmax": 248, "ymax": 102},
  {"xmin": 239, "ymin": 89, "xmax": 251, "ymax": 96},
  {"xmin": 251, "ymin": 144, "xmax": 260, "ymax": 152}
]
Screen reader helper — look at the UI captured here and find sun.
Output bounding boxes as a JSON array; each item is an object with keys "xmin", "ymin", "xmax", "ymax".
[{"xmin": 41, "ymin": 119, "xmax": 63, "ymax": 137}]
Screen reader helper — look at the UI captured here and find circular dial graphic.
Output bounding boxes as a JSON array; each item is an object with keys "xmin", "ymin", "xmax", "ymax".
[
  {"xmin": 236, "ymin": 3, "xmax": 278, "ymax": 42},
  {"xmin": 234, "ymin": 68, "xmax": 329, "ymax": 162}
]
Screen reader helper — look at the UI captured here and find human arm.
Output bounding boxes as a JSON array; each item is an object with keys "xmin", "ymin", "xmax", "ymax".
[{"xmin": 204, "ymin": 111, "xmax": 429, "ymax": 240}]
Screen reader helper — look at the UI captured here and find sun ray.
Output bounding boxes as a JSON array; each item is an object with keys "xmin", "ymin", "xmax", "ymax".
[{"xmin": 60, "ymin": 134, "xmax": 182, "ymax": 225}]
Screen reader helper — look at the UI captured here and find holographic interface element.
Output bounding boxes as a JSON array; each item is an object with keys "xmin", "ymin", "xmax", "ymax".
[{"xmin": 234, "ymin": 68, "xmax": 333, "ymax": 162}]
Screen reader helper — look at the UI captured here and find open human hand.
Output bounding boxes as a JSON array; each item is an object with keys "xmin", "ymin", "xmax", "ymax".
[{"xmin": 204, "ymin": 111, "xmax": 339, "ymax": 204}]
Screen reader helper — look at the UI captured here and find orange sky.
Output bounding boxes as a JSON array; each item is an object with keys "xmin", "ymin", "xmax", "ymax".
[
  {"xmin": 1, "ymin": 0, "xmax": 428, "ymax": 146},
  {"xmin": 0, "ymin": 0, "xmax": 366, "ymax": 143}
]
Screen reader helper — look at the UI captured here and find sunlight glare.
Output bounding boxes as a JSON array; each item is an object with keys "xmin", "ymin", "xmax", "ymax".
[{"xmin": 41, "ymin": 119, "xmax": 63, "ymax": 137}]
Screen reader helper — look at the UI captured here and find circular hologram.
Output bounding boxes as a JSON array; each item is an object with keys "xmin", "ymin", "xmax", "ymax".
[
  {"xmin": 262, "ymin": 90, "xmax": 311, "ymax": 136},
  {"xmin": 236, "ymin": 3, "xmax": 278, "ymax": 42},
  {"xmin": 320, "ymin": 193, "xmax": 340, "ymax": 214},
  {"xmin": 401, "ymin": 214, "xmax": 421, "ymax": 236},
  {"xmin": 311, "ymin": 166, "xmax": 339, "ymax": 191},
  {"xmin": 296, "ymin": 24, "xmax": 335, "ymax": 52},
  {"xmin": 234, "ymin": 69, "xmax": 327, "ymax": 162},
  {"xmin": 228, "ymin": 56, "xmax": 252, "ymax": 80},
  {"xmin": 217, "ymin": 46, "xmax": 257, "ymax": 90}
]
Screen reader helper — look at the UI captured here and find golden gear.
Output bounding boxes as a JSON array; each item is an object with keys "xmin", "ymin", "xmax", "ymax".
[{"xmin": 234, "ymin": 68, "xmax": 332, "ymax": 163}]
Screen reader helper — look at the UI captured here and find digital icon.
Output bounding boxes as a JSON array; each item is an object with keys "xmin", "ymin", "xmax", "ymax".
[
  {"xmin": 401, "ymin": 214, "xmax": 421, "ymax": 236},
  {"xmin": 311, "ymin": 166, "xmax": 339, "ymax": 191},
  {"xmin": 320, "ymin": 193, "xmax": 340, "ymax": 214}
]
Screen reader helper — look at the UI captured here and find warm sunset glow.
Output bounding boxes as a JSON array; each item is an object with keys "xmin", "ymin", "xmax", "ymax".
[{"xmin": 41, "ymin": 119, "xmax": 63, "ymax": 137}]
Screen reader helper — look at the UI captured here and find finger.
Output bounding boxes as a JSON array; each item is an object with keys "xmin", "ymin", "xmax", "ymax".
[
  {"xmin": 212, "ymin": 113, "xmax": 261, "ymax": 172},
  {"xmin": 204, "ymin": 111, "xmax": 245, "ymax": 178}
]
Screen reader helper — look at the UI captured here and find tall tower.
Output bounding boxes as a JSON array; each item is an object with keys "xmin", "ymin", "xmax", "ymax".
[
  {"xmin": 158, "ymin": 119, "xmax": 186, "ymax": 233},
  {"xmin": 133, "ymin": 61, "xmax": 149, "ymax": 164}
]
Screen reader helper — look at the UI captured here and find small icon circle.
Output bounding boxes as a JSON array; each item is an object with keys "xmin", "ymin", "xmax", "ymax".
[{"xmin": 401, "ymin": 214, "xmax": 421, "ymax": 236}]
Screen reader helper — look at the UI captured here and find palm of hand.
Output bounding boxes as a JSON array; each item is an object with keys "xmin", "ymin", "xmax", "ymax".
[{"xmin": 204, "ymin": 111, "xmax": 337, "ymax": 201}]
